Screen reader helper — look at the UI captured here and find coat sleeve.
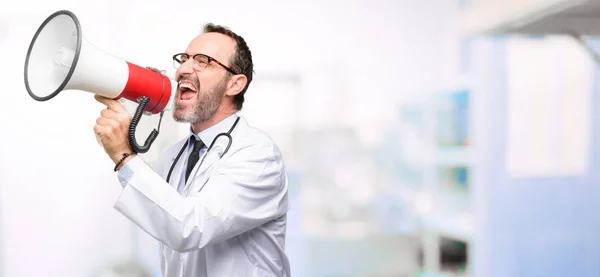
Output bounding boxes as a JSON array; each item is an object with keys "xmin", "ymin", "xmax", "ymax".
[{"xmin": 113, "ymin": 141, "xmax": 290, "ymax": 253}]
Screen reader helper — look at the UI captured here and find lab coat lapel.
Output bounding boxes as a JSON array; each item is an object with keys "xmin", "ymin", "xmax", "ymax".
[
  {"xmin": 183, "ymin": 116, "xmax": 248, "ymax": 194},
  {"xmin": 184, "ymin": 143, "xmax": 224, "ymax": 193}
]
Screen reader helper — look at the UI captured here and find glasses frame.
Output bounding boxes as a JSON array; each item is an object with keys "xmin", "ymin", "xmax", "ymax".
[{"xmin": 172, "ymin": 53, "xmax": 238, "ymax": 75}]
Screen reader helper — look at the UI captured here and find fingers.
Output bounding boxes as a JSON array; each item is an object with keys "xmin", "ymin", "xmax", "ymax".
[
  {"xmin": 146, "ymin": 66, "xmax": 166, "ymax": 76},
  {"xmin": 99, "ymin": 105, "xmax": 130, "ymax": 127},
  {"xmin": 100, "ymin": 108, "xmax": 119, "ymax": 118},
  {"xmin": 94, "ymin": 95, "xmax": 127, "ymax": 113},
  {"xmin": 93, "ymin": 124, "xmax": 110, "ymax": 137},
  {"xmin": 95, "ymin": 115, "xmax": 122, "ymax": 139},
  {"xmin": 94, "ymin": 112, "xmax": 129, "ymax": 140},
  {"xmin": 146, "ymin": 66, "xmax": 160, "ymax": 73},
  {"xmin": 95, "ymin": 116, "xmax": 118, "ymax": 128}
]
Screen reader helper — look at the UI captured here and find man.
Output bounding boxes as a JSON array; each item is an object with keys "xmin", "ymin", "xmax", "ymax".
[{"xmin": 93, "ymin": 23, "xmax": 291, "ymax": 277}]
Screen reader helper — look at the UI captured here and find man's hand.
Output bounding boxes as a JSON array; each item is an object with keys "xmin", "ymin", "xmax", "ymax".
[
  {"xmin": 94, "ymin": 95, "xmax": 135, "ymax": 168},
  {"xmin": 146, "ymin": 66, "xmax": 165, "ymax": 75}
]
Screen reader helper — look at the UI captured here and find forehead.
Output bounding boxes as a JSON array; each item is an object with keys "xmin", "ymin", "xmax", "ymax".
[{"xmin": 186, "ymin": 32, "xmax": 236, "ymax": 64}]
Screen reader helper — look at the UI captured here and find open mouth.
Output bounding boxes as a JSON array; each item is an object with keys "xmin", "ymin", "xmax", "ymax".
[{"xmin": 178, "ymin": 81, "xmax": 197, "ymax": 101}]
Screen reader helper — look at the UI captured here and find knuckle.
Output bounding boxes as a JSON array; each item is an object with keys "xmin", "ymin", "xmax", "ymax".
[{"xmin": 119, "ymin": 115, "xmax": 130, "ymax": 124}]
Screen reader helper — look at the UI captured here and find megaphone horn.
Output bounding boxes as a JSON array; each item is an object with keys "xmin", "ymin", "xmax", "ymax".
[{"xmin": 24, "ymin": 10, "xmax": 177, "ymax": 154}]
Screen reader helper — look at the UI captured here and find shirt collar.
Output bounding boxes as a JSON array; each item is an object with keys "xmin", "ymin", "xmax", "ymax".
[{"xmin": 188, "ymin": 113, "xmax": 239, "ymax": 147}]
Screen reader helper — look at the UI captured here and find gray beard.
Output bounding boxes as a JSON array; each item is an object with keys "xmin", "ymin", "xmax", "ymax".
[{"xmin": 172, "ymin": 81, "xmax": 226, "ymax": 123}]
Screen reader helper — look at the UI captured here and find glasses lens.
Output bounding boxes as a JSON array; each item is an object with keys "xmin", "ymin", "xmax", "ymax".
[
  {"xmin": 172, "ymin": 53, "xmax": 187, "ymax": 68},
  {"xmin": 172, "ymin": 54, "xmax": 212, "ymax": 70},
  {"xmin": 179, "ymin": 54, "xmax": 189, "ymax": 63},
  {"xmin": 172, "ymin": 59, "xmax": 180, "ymax": 69},
  {"xmin": 193, "ymin": 55, "xmax": 210, "ymax": 66}
]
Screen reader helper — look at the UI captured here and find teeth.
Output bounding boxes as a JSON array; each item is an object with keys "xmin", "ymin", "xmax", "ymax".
[{"xmin": 179, "ymin": 82, "xmax": 196, "ymax": 91}]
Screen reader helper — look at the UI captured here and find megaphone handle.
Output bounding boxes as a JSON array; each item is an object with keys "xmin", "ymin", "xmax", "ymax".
[{"xmin": 128, "ymin": 96, "xmax": 160, "ymax": 154}]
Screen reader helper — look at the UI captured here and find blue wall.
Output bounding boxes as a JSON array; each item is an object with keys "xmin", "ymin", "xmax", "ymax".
[{"xmin": 472, "ymin": 38, "xmax": 600, "ymax": 277}]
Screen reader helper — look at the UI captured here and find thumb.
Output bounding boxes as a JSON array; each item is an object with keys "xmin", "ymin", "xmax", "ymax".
[
  {"xmin": 94, "ymin": 95, "xmax": 125, "ymax": 112},
  {"xmin": 146, "ymin": 66, "xmax": 161, "ymax": 73},
  {"xmin": 94, "ymin": 94, "xmax": 110, "ymax": 102}
]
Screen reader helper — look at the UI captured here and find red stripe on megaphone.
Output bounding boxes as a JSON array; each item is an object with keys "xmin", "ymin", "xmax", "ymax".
[{"xmin": 118, "ymin": 62, "xmax": 173, "ymax": 114}]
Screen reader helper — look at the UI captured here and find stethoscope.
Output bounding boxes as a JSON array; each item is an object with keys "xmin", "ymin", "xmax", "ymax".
[{"xmin": 166, "ymin": 116, "xmax": 240, "ymax": 183}]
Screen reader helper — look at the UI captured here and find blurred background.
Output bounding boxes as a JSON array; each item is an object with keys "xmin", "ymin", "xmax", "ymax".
[{"xmin": 1, "ymin": 0, "xmax": 600, "ymax": 276}]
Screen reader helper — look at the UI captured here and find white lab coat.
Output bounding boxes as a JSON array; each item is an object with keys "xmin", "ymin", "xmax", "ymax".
[{"xmin": 113, "ymin": 115, "xmax": 291, "ymax": 277}]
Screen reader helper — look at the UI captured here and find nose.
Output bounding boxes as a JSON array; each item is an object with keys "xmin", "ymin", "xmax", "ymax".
[{"xmin": 176, "ymin": 59, "xmax": 195, "ymax": 79}]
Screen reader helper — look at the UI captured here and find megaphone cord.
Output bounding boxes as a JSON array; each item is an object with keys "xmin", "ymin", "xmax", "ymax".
[
  {"xmin": 157, "ymin": 110, "xmax": 164, "ymax": 133},
  {"xmin": 127, "ymin": 72, "xmax": 167, "ymax": 154},
  {"xmin": 128, "ymin": 96, "xmax": 160, "ymax": 154}
]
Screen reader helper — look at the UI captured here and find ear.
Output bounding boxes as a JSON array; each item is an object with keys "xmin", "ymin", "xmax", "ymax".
[{"xmin": 225, "ymin": 74, "xmax": 248, "ymax": 97}]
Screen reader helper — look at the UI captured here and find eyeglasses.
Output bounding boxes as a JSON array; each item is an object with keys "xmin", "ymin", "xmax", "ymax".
[{"xmin": 172, "ymin": 53, "xmax": 238, "ymax": 75}]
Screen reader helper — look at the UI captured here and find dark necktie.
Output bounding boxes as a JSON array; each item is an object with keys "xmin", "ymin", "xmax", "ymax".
[{"xmin": 185, "ymin": 136, "xmax": 205, "ymax": 182}]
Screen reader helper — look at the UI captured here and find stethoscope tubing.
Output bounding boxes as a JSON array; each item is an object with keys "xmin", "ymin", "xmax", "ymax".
[{"xmin": 166, "ymin": 116, "xmax": 240, "ymax": 184}]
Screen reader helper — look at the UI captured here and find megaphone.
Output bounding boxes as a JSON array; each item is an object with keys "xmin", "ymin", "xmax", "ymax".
[{"xmin": 23, "ymin": 10, "xmax": 176, "ymax": 154}]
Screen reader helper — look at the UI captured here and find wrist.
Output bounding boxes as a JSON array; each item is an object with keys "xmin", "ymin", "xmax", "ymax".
[
  {"xmin": 110, "ymin": 149, "xmax": 134, "ymax": 164},
  {"xmin": 112, "ymin": 152, "xmax": 137, "ymax": 171}
]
